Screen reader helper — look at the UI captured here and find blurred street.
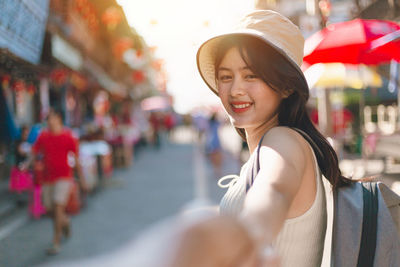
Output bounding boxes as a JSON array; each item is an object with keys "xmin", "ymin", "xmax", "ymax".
[
  {"xmin": 1, "ymin": 126, "xmax": 400, "ymax": 266},
  {"xmin": 0, "ymin": 126, "xmax": 240, "ymax": 267}
]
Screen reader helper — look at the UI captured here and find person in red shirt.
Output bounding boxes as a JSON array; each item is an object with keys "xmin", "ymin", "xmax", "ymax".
[{"xmin": 33, "ymin": 108, "xmax": 87, "ymax": 255}]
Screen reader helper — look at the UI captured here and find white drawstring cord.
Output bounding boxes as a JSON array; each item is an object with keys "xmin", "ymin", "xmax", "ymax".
[{"xmin": 217, "ymin": 174, "xmax": 240, "ymax": 189}]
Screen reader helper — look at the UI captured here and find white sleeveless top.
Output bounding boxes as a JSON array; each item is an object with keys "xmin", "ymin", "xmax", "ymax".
[{"xmin": 219, "ymin": 143, "xmax": 327, "ymax": 267}]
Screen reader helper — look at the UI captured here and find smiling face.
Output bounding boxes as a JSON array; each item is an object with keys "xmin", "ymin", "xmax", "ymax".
[{"xmin": 216, "ymin": 47, "xmax": 284, "ymax": 131}]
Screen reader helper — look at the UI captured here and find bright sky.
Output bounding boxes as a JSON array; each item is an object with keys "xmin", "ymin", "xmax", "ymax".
[{"xmin": 116, "ymin": 0, "xmax": 255, "ymax": 113}]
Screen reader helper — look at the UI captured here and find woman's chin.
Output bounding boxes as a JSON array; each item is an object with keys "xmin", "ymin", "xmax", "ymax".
[
  {"xmin": 227, "ymin": 114, "xmax": 257, "ymax": 129},
  {"xmin": 230, "ymin": 119, "xmax": 249, "ymax": 129}
]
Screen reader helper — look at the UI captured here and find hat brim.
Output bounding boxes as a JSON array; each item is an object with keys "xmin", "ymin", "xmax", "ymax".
[{"xmin": 196, "ymin": 30, "xmax": 307, "ymax": 95}]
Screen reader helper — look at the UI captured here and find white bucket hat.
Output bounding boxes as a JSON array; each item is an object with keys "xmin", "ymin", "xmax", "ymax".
[{"xmin": 196, "ymin": 10, "xmax": 306, "ymax": 95}]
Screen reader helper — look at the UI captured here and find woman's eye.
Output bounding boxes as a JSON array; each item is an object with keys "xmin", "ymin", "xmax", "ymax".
[
  {"xmin": 218, "ymin": 75, "xmax": 232, "ymax": 81},
  {"xmin": 245, "ymin": 74, "xmax": 258, "ymax": 79}
]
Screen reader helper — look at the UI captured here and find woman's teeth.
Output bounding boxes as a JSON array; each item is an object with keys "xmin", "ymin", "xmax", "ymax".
[{"xmin": 232, "ymin": 103, "xmax": 251, "ymax": 108}]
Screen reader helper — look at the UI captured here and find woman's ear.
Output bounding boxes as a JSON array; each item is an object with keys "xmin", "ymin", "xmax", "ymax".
[{"xmin": 282, "ymin": 89, "xmax": 294, "ymax": 98}]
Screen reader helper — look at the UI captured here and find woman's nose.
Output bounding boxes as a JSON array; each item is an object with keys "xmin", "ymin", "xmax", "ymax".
[{"xmin": 230, "ymin": 77, "xmax": 246, "ymax": 96}]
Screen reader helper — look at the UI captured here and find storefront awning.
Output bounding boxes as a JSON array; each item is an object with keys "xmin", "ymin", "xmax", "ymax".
[
  {"xmin": 83, "ymin": 59, "xmax": 127, "ymax": 97},
  {"xmin": 51, "ymin": 34, "xmax": 83, "ymax": 71}
]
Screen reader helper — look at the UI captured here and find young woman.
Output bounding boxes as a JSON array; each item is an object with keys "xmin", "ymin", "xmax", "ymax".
[{"xmin": 194, "ymin": 9, "xmax": 352, "ymax": 266}]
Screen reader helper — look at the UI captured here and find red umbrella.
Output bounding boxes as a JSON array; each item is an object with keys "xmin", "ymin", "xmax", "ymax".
[
  {"xmin": 367, "ymin": 29, "xmax": 400, "ymax": 62},
  {"xmin": 304, "ymin": 19, "xmax": 400, "ymax": 65}
]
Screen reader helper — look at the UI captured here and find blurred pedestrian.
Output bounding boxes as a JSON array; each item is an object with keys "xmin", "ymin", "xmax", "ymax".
[
  {"xmin": 120, "ymin": 105, "xmax": 135, "ymax": 167},
  {"xmin": 205, "ymin": 113, "xmax": 223, "ymax": 178},
  {"xmin": 192, "ymin": 112, "xmax": 208, "ymax": 142},
  {"xmin": 163, "ymin": 111, "xmax": 176, "ymax": 140},
  {"xmin": 9, "ymin": 125, "xmax": 34, "ymax": 198},
  {"xmin": 33, "ymin": 108, "xmax": 88, "ymax": 255},
  {"xmin": 149, "ymin": 112, "xmax": 161, "ymax": 149},
  {"xmin": 108, "ymin": 111, "xmax": 125, "ymax": 167},
  {"xmin": 15, "ymin": 126, "xmax": 32, "ymax": 169}
]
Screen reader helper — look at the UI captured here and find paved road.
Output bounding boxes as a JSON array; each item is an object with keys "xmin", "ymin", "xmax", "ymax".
[{"xmin": 0, "ymin": 127, "xmax": 240, "ymax": 267}]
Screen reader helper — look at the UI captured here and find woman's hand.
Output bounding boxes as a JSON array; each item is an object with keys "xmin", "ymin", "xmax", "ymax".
[
  {"xmin": 169, "ymin": 215, "xmax": 280, "ymax": 267},
  {"xmin": 97, "ymin": 213, "xmax": 280, "ymax": 266}
]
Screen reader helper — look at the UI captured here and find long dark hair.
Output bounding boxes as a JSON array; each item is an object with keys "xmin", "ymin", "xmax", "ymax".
[{"xmin": 214, "ymin": 35, "xmax": 352, "ymax": 189}]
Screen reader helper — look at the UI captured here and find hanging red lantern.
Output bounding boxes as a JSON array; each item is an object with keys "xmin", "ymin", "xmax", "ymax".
[
  {"xmin": 113, "ymin": 37, "xmax": 134, "ymax": 60},
  {"xmin": 50, "ymin": 69, "xmax": 69, "ymax": 86},
  {"xmin": 132, "ymin": 70, "xmax": 145, "ymax": 84},
  {"xmin": 73, "ymin": 0, "xmax": 99, "ymax": 33},
  {"xmin": 102, "ymin": 6, "xmax": 122, "ymax": 30},
  {"xmin": 12, "ymin": 80, "xmax": 26, "ymax": 92},
  {"xmin": 26, "ymin": 84, "xmax": 36, "ymax": 95},
  {"xmin": 136, "ymin": 49, "xmax": 143, "ymax": 59},
  {"xmin": 151, "ymin": 59, "xmax": 164, "ymax": 71},
  {"xmin": 1, "ymin": 75, "xmax": 11, "ymax": 88}
]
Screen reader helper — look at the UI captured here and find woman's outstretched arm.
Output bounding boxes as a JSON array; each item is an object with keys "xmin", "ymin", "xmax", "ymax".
[{"xmin": 241, "ymin": 127, "xmax": 309, "ymax": 247}]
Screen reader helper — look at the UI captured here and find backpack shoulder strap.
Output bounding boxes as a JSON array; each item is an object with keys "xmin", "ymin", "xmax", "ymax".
[
  {"xmin": 245, "ymin": 134, "xmax": 265, "ymax": 193},
  {"xmin": 291, "ymin": 128, "xmax": 324, "ymax": 159},
  {"xmin": 357, "ymin": 182, "xmax": 378, "ymax": 267}
]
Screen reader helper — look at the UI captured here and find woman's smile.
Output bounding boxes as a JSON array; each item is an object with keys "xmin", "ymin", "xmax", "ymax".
[{"xmin": 230, "ymin": 101, "xmax": 253, "ymax": 113}]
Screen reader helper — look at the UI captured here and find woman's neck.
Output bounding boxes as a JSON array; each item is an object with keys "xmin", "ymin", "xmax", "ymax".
[{"xmin": 245, "ymin": 115, "xmax": 279, "ymax": 154}]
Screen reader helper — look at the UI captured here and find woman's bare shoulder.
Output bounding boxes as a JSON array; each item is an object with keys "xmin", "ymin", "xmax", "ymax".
[
  {"xmin": 262, "ymin": 127, "xmax": 306, "ymax": 149},
  {"xmin": 260, "ymin": 127, "xmax": 308, "ymax": 169}
]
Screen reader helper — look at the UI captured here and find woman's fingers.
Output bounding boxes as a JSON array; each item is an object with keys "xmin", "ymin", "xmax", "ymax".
[{"xmin": 170, "ymin": 215, "xmax": 257, "ymax": 267}]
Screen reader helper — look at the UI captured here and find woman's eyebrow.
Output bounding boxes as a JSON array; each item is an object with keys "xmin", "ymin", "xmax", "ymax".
[
  {"xmin": 217, "ymin": 67, "xmax": 231, "ymax": 71},
  {"xmin": 217, "ymin": 66, "xmax": 250, "ymax": 71}
]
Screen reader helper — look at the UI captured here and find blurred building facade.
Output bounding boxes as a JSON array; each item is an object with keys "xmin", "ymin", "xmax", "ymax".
[
  {"xmin": 0, "ymin": 0, "xmax": 166, "ymax": 186},
  {"xmin": 355, "ymin": 0, "xmax": 400, "ymax": 20},
  {"xmin": 254, "ymin": 0, "xmax": 355, "ymax": 33}
]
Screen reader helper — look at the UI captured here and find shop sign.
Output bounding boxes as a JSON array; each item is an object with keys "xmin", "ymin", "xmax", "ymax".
[
  {"xmin": 0, "ymin": 0, "xmax": 49, "ymax": 64},
  {"xmin": 51, "ymin": 34, "xmax": 83, "ymax": 70}
]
